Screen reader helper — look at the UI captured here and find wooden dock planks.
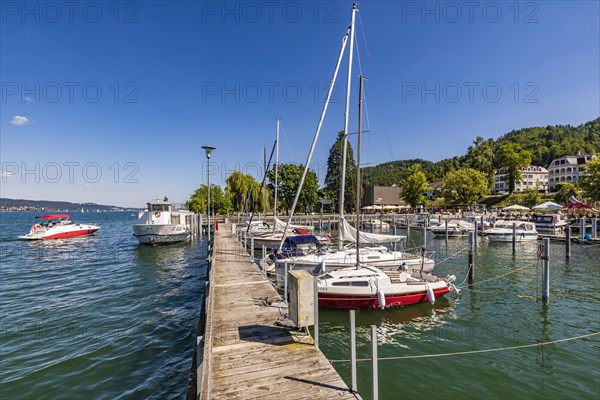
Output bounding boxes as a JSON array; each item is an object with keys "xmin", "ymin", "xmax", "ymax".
[{"xmin": 200, "ymin": 227, "xmax": 356, "ymax": 400}]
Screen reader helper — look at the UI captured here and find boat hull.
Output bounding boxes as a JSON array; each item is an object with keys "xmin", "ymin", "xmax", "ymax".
[
  {"xmin": 486, "ymin": 233, "xmax": 538, "ymax": 242},
  {"xmin": 133, "ymin": 224, "xmax": 190, "ymax": 245},
  {"xmin": 18, "ymin": 225, "xmax": 100, "ymax": 240},
  {"xmin": 318, "ymin": 287, "xmax": 450, "ymax": 309}
]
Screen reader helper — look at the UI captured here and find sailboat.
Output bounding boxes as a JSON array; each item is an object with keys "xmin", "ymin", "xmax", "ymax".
[{"xmin": 271, "ymin": 4, "xmax": 455, "ymax": 309}]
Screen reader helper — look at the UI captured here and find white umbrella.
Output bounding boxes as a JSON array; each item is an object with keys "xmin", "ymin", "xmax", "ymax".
[
  {"xmin": 532, "ymin": 201, "xmax": 562, "ymax": 210},
  {"xmin": 361, "ymin": 206, "xmax": 375, "ymax": 210},
  {"xmin": 502, "ymin": 204, "xmax": 530, "ymax": 211}
]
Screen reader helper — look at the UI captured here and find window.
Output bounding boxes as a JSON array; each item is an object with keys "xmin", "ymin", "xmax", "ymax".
[
  {"xmin": 332, "ymin": 281, "xmax": 350, "ymax": 286},
  {"xmin": 351, "ymin": 281, "xmax": 369, "ymax": 286}
]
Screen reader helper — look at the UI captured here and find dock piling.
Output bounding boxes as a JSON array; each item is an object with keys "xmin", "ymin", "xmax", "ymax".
[
  {"xmin": 445, "ymin": 220, "xmax": 448, "ymax": 241},
  {"xmin": 468, "ymin": 231, "xmax": 475, "ymax": 281},
  {"xmin": 592, "ymin": 218, "xmax": 597, "ymax": 239},
  {"xmin": 542, "ymin": 238, "xmax": 550, "ymax": 303},
  {"xmin": 512, "ymin": 222, "xmax": 517, "ymax": 252},
  {"xmin": 250, "ymin": 237, "xmax": 255, "ymax": 261},
  {"xmin": 474, "ymin": 219, "xmax": 478, "ymax": 248},
  {"xmin": 566, "ymin": 227, "xmax": 571, "ymax": 258},
  {"xmin": 580, "ymin": 218, "xmax": 586, "ymax": 239},
  {"xmin": 284, "ymin": 263, "xmax": 288, "ymax": 303},
  {"xmin": 371, "ymin": 325, "xmax": 379, "ymax": 400},
  {"xmin": 349, "ymin": 310, "xmax": 357, "ymax": 393},
  {"xmin": 313, "ymin": 276, "xmax": 319, "ymax": 348}
]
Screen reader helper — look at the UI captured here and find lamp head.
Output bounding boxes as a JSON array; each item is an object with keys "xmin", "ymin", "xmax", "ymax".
[{"xmin": 201, "ymin": 145, "xmax": 216, "ymax": 159}]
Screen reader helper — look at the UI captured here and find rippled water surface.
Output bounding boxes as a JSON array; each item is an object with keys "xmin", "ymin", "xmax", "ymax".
[{"xmin": 0, "ymin": 212, "xmax": 206, "ymax": 399}]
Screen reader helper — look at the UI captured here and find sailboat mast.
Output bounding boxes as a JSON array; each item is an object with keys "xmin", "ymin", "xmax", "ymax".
[
  {"xmin": 339, "ymin": 3, "xmax": 356, "ymax": 250},
  {"xmin": 355, "ymin": 76, "xmax": 365, "ymax": 268},
  {"xmin": 273, "ymin": 118, "xmax": 280, "ymax": 232}
]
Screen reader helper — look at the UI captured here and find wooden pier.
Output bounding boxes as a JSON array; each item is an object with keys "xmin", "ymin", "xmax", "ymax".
[{"xmin": 198, "ymin": 225, "xmax": 356, "ymax": 400}]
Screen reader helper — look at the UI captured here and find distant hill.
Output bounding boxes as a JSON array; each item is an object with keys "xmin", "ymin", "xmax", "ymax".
[
  {"xmin": 0, "ymin": 198, "xmax": 135, "ymax": 212},
  {"xmin": 362, "ymin": 117, "xmax": 600, "ymax": 186}
]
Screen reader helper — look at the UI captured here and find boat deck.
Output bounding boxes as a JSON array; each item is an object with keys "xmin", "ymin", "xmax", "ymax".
[{"xmin": 200, "ymin": 226, "xmax": 356, "ymax": 400}]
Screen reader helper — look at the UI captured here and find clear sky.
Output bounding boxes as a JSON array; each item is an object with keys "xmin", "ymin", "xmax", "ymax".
[{"xmin": 1, "ymin": 0, "xmax": 598, "ymax": 208}]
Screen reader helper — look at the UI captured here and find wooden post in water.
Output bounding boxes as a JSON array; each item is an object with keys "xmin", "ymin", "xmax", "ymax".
[
  {"xmin": 566, "ymin": 226, "xmax": 571, "ymax": 258},
  {"xmin": 580, "ymin": 217, "xmax": 586, "ymax": 239},
  {"xmin": 542, "ymin": 238, "xmax": 550, "ymax": 303},
  {"xmin": 468, "ymin": 231, "xmax": 475, "ymax": 281},
  {"xmin": 592, "ymin": 218, "xmax": 598, "ymax": 239},
  {"xmin": 422, "ymin": 221, "xmax": 427, "ymax": 249},
  {"xmin": 512, "ymin": 222, "xmax": 517, "ymax": 252},
  {"xmin": 371, "ymin": 325, "xmax": 378, "ymax": 400},
  {"xmin": 349, "ymin": 310, "xmax": 357, "ymax": 393}
]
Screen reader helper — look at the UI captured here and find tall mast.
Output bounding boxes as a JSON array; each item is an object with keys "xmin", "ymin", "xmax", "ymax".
[
  {"xmin": 274, "ymin": 118, "xmax": 280, "ymax": 232},
  {"xmin": 263, "ymin": 145, "xmax": 267, "ymax": 219},
  {"xmin": 356, "ymin": 76, "xmax": 366, "ymax": 268},
  {"xmin": 339, "ymin": 3, "xmax": 356, "ymax": 250}
]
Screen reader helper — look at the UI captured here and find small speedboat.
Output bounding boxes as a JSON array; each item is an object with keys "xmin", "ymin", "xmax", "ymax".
[
  {"xmin": 18, "ymin": 214, "xmax": 100, "ymax": 240},
  {"xmin": 484, "ymin": 220, "xmax": 538, "ymax": 242},
  {"xmin": 317, "ymin": 266, "xmax": 457, "ymax": 309},
  {"xmin": 429, "ymin": 220, "xmax": 475, "ymax": 237}
]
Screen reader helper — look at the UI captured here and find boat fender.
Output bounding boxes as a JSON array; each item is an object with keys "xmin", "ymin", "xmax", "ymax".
[
  {"xmin": 377, "ymin": 289, "xmax": 386, "ymax": 310},
  {"xmin": 155, "ymin": 212, "xmax": 161, "ymax": 218},
  {"xmin": 426, "ymin": 283, "xmax": 435, "ymax": 305},
  {"xmin": 446, "ymin": 274, "xmax": 457, "ymax": 283}
]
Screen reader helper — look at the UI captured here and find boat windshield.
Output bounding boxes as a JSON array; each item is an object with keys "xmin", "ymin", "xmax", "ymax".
[{"xmin": 148, "ymin": 204, "xmax": 171, "ymax": 212}]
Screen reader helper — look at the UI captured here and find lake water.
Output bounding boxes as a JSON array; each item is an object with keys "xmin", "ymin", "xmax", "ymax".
[{"xmin": 1, "ymin": 212, "xmax": 598, "ymax": 399}]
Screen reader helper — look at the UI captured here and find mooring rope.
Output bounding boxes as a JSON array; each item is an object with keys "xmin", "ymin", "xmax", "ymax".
[
  {"xmin": 329, "ymin": 332, "xmax": 600, "ymax": 363},
  {"xmin": 435, "ymin": 247, "xmax": 469, "ymax": 266},
  {"xmin": 456, "ymin": 261, "xmax": 537, "ymax": 288}
]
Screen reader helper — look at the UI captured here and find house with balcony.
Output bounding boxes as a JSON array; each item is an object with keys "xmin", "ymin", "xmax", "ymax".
[
  {"xmin": 547, "ymin": 153, "xmax": 596, "ymax": 191},
  {"xmin": 493, "ymin": 165, "xmax": 548, "ymax": 194}
]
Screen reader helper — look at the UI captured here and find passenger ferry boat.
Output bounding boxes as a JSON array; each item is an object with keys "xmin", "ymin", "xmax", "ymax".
[{"xmin": 133, "ymin": 200, "xmax": 192, "ymax": 245}]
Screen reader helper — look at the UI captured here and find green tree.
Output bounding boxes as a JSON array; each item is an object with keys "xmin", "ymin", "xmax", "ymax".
[
  {"xmin": 324, "ymin": 131, "xmax": 357, "ymax": 213},
  {"xmin": 400, "ymin": 164, "xmax": 429, "ymax": 208},
  {"xmin": 496, "ymin": 143, "xmax": 533, "ymax": 193},
  {"xmin": 465, "ymin": 136, "xmax": 495, "ymax": 187},
  {"xmin": 553, "ymin": 182, "xmax": 580, "ymax": 204},
  {"xmin": 268, "ymin": 163, "xmax": 319, "ymax": 214},
  {"xmin": 440, "ymin": 168, "xmax": 489, "ymax": 205},
  {"xmin": 186, "ymin": 184, "xmax": 231, "ymax": 214},
  {"xmin": 506, "ymin": 189, "xmax": 542, "ymax": 208},
  {"xmin": 579, "ymin": 156, "xmax": 600, "ymax": 203},
  {"xmin": 225, "ymin": 171, "xmax": 268, "ymax": 213}
]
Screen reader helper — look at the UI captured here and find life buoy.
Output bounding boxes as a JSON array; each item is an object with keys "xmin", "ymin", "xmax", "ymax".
[{"xmin": 155, "ymin": 212, "xmax": 161, "ymax": 218}]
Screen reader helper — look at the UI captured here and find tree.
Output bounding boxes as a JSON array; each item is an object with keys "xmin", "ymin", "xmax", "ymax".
[
  {"xmin": 553, "ymin": 182, "xmax": 580, "ymax": 204},
  {"xmin": 225, "ymin": 171, "xmax": 268, "ymax": 213},
  {"xmin": 465, "ymin": 136, "xmax": 495, "ymax": 187},
  {"xmin": 268, "ymin": 163, "xmax": 319, "ymax": 214},
  {"xmin": 400, "ymin": 164, "xmax": 429, "ymax": 208},
  {"xmin": 440, "ymin": 168, "xmax": 489, "ymax": 205},
  {"xmin": 496, "ymin": 143, "xmax": 533, "ymax": 193},
  {"xmin": 324, "ymin": 131, "xmax": 357, "ymax": 213},
  {"xmin": 579, "ymin": 156, "xmax": 600, "ymax": 204},
  {"xmin": 506, "ymin": 189, "xmax": 542, "ymax": 208},
  {"xmin": 186, "ymin": 184, "xmax": 231, "ymax": 214}
]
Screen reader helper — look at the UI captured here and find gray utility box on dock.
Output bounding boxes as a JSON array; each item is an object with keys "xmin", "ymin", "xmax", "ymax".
[{"xmin": 288, "ymin": 270, "xmax": 314, "ymax": 328}]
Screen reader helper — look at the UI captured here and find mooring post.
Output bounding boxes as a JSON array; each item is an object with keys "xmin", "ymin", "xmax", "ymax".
[
  {"xmin": 473, "ymin": 218, "xmax": 478, "ymax": 249},
  {"xmin": 371, "ymin": 325, "xmax": 379, "ymax": 400},
  {"xmin": 580, "ymin": 217, "xmax": 586, "ymax": 239},
  {"xmin": 422, "ymin": 221, "xmax": 427, "ymax": 248},
  {"xmin": 468, "ymin": 231, "xmax": 475, "ymax": 281},
  {"xmin": 445, "ymin": 220, "xmax": 448, "ymax": 241},
  {"xmin": 284, "ymin": 262, "xmax": 288, "ymax": 303},
  {"xmin": 250, "ymin": 237, "xmax": 255, "ymax": 260},
  {"xmin": 320, "ymin": 260, "xmax": 326, "ymax": 273},
  {"xmin": 313, "ymin": 276, "xmax": 319, "ymax": 348},
  {"xmin": 512, "ymin": 222, "xmax": 517, "ymax": 252},
  {"xmin": 592, "ymin": 218, "xmax": 598, "ymax": 239},
  {"xmin": 566, "ymin": 226, "xmax": 571, "ymax": 258},
  {"xmin": 542, "ymin": 238, "xmax": 550, "ymax": 303},
  {"xmin": 350, "ymin": 310, "xmax": 357, "ymax": 393},
  {"xmin": 480, "ymin": 216, "xmax": 485, "ymax": 236}
]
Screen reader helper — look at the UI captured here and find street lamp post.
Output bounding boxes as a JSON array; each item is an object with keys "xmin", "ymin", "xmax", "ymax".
[{"xmin": 202, "ymin": 145, "xmax": 216, "ymax": 242}]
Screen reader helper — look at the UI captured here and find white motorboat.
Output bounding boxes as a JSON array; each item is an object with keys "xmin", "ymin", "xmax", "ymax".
[
  {"xmin": 429, "ymin": 220, "xmax": 475, "ymax": 237},
  {"xmin": 18, "ymin": 214, "xmax": 100, "ymax": 240},
  {"xmin": 317, "ymin": 266, "xmax": 456, "ymax": 309},
  {"xmin": 484, "ymin": 220, "xmax": 538, "ymax": 242},
  {"xmin": 133, "ymin": 199, "xmax": 192, "ymax": 245}
]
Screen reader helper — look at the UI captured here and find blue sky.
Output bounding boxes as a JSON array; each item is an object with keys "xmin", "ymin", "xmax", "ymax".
[{"xmin": 1, "ymin": 0, "xmax": 598, "ymax": 207}]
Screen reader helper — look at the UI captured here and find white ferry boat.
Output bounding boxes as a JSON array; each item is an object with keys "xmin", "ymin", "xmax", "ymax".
[{"xmin": 133, "ymin": 200, "xmax": 192, "ymax": 245}]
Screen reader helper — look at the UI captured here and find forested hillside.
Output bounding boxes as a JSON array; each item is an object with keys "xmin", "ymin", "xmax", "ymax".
[{"xmin": 362, "ymin": 117, "xmax": 600, "ymax": 187}]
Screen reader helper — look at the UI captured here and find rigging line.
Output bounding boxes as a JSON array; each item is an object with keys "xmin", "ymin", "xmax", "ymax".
[
  {"xmin": 357, "ymin": 8, "xmax": 371, "ymax": 61},
  {"xmin": 279, "ymin": 123, "xmax": 295, "ymax": 164},
  {"xmin": 329, "ymin": 332, "xmax": 600, "ymax": 364}
]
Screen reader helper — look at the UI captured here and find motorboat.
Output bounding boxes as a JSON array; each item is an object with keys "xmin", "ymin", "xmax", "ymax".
[
  {"xmin": 484, "ymin": 220, "xmax": 538, "ymax": 242},
  {"xmin": 133, "ymin": 199, "xmax": 192, "ymax": 245},
  {"xmin": 429, "ymin": 220, "xmax": 475, "ymax": 237},
  {"xmin": 533, "ymin": 213, "xmax": 568, "ymax": 234},
  {"xmin": 251, "ymin": 227, "xmax": 330, "ymax": 250},
  {"xmin": 317, "ymin": 266, "xmax": 457, "ymax": 309},
  {"xmin": 18, "ymin": 214, "xmax": 100, "ymax": 240}
]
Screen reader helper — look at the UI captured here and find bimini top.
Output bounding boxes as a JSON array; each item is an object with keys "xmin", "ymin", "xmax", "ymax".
[
  {"xmin": 283, "ymin": 235, "xmax": 325, "ymax": 247},
  {"xmin": 35, "ymin": 214, "xmax": 70, "ymax": 219}
]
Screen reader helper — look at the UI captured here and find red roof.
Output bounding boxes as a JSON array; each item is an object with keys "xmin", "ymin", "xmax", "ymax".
[{"xmin": 35, "ymin": 214, "xmax": 70, "ymax": 219}]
